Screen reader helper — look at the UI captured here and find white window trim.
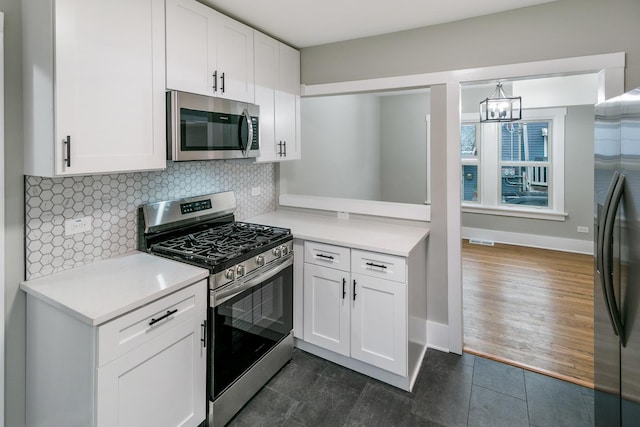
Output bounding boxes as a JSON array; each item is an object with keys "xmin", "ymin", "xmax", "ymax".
[{"xmin": 461, "ymin": 108, "xmax": 567, "ymax": 220}]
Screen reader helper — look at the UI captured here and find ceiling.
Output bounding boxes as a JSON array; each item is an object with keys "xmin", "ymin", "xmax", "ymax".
[{"xmin": 200, "ymin": 0, "xmax": 557, "ymax": 48}]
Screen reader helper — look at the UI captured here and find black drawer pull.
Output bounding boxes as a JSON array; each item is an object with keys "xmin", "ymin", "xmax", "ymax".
[
  {"xmin": 316, "ymin": 253, "xmax": 335, "ymax": 260},
  {"xmin": 366, "ymin": 262, "xmax": 387, "ymax": 269},
  {"xmin": 149, "ymin": 309, "xmax": 178, "ymax": 326},
  {"xmin": 64, "ymin": 135, "xmax": 71, "ymax": 167},
  {"xmin": 342, "ymin": 278, "xmax": 346, "ymax": 299},
  {"xmin": 201, "ymin": 320, "xmax": 207, "ymax": 348},
  {"xmin": 353, "ymin": 279, "xmax": 357, "ymax": 301}
]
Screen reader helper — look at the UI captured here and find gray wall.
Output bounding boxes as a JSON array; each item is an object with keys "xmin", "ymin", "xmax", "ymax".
[
  {"xmin": 301, "ymin": 0, "xmax": 640, "ymax": 92},
  {"xmin": 380, "ymin": 93, "xmax": 429, "ymax": 204},
  {"xmin": 281, "ymin": 94, "xmax": 382, "ymax": 200}
]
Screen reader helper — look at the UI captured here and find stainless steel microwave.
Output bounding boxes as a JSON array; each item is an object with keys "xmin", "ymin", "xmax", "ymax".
[{"xmin": 167, "ymin": 91, "xmax": 260, "ymax": 161}]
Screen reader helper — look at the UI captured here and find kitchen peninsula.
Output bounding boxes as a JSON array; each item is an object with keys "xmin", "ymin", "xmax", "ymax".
[{"xmin": 247, "ymin": 209, "xmax": 430, "ymax": 391}]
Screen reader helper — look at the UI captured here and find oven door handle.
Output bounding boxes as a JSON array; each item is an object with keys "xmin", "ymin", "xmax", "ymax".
[{"xmin": 213, "ymin": 255, "xmax": 293, "ymax": 307}]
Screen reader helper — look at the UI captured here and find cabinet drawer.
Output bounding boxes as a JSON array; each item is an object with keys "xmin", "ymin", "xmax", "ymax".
[
  {"xmin": 97, "ymin": 280, "xmax": 207, "ymax": 367},
  {"xmin": 304, "ymin": 241, "xmax": 350, "ymax": 271},
  {"xmin": 351, "ymin": 250, "xmax": 406, "ymax": 283}
]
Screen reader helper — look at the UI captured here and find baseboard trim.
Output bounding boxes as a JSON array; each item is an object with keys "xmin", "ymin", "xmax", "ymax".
[
  {"xmin": 462, "ymin": 227, "xmax": 593, "ymax": 255},
  {"xmin": 427, "ymin": 321, "xmax": 450, "ymax": 353}
]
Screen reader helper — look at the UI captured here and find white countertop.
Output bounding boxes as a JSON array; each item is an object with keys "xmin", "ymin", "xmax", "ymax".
[
  {"xmin": 246, "ymin": 210, "xmax": 430, "ymax": 256},
  {"xmin": 20, "ymin": 252, "xmax": 209, "ymax": 326}
]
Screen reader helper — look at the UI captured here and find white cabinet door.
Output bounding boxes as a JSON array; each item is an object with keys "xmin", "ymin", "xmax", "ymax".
[
  {"xmin": 351, "ymin": 273, "xmax": 407, "ymax": 376},
  {"xmin": 303, "ymin": 264, "xmax": 350, "ymax": 356},
  {"xmin": 275, "ymin": 43, "xmax": 301, "ymax": 160},
  {"xmin": 215, "ymin": 14, "xmax": 255, "ymax": 103},
  {"xmin": 255, "ymin": 34, "xmax": 300, "ymax": 162},
  {"xmin": 166, "ymin": 0, "xmax": 253, "ymax": 103},
  {"xmin": 96, "ymin": 311, "xmax": 207, "ymax": 427},
  {"xmin": 53, "ymin": 0, "xmax": 166, "ymax": 175},
  {"xmin": 166, "ymin": 0, "xmax": 218, "ymax": 96},
  {"xmin": 253, "ymin": 32, "xmax": 278, "ymax": 162}
]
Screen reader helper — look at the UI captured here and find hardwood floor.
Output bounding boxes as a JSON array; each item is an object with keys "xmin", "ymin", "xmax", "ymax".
[{"xmin": 462, "ymin": 239, "xmax": 595, "ymax": 388}]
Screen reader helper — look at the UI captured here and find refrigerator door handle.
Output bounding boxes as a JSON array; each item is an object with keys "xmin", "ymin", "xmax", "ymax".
[
  {"xmin": 597, "ymin": 172, "xmax": 620, "ymax": 334},
  {"xmin": 602, "ymin": 172, "xmax": 625, "ymax": 341}
]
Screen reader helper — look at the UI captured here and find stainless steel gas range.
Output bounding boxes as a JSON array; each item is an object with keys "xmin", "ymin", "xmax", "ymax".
[{"xmin": 138, "ymin": 191, "xmax": 293, "ymax": 427}]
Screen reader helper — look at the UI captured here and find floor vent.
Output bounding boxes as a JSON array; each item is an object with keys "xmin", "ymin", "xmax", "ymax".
[{"xmin": 469, "ymin": 238, "xmax": 495, "ymax": 246}]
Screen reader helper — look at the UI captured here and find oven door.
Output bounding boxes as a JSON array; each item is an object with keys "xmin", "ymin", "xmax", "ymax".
[{"xmin": 211, "ymin": 254, "xmax": 293, "ymax": 399}]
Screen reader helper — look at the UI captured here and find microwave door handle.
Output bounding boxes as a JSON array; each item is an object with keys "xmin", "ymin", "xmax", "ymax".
[{"xmin": 242, "ymin": 108, "xmax": 253, "ymax": 157}]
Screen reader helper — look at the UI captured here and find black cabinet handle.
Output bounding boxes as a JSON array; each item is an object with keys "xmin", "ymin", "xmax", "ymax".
[
  {"xmin": 212, "ymin": 70, "xmax": 218, "ymax": 92},
  {"xmin": 220, "ymin": 72, "xmax": 225, "ymax": 93},
  {"xmin": 316, "ymin": 253, "xmax": 334, "ymax": 260},
  {"xmin": 149, "ymin": 308, "xmax": 178, "ymax": 326},
  {"xmin": 201, "ymin": 320, "xmax": 207, "ymax": 348},
  {"xmin": 283, "ymin": 141, "xmax": 287, "ymax": 157},
  {"xmin": 353, "ymin": 279, "xmax": 357, "ymax": 301},
  {"xmin": 64, "ymin": 135, "xmax": 71, "ymax": 167},
  {"xmin": 278, "ymin": 141, "xmax": 283, "ymax": 157},
  {"xmin": 342, "ymin": 278, "xmax": 346, "ymax": 299},
  {"xmin": 366, "ymin": 262, "xmax": 387, "ymax": 269}
]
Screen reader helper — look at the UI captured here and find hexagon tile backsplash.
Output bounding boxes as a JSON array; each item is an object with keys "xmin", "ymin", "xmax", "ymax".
[{"xmin": 25, "ymin": 161, "xmax": 276, "ymax": 280}]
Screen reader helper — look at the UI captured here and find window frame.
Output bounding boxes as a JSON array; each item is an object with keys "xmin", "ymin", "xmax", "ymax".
[
  {"xmin": 460, "ymin": 119, "xmax": 481, "ymax": 203},
  {"xmin": 461, "ymin": 108, "xmax": 567, "ymax": 221}
]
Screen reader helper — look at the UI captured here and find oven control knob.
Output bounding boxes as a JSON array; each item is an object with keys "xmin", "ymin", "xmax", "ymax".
[
  {"xmin": 256, "ymin": 255, "xmax": 265, "ymax": 266},
  {"xmin": 272, "ymin": 247, "xmax": 282, "ymax": 258},
  {"xmin": 236, "ymin": 265, "xmax": 245, "ymax": 277},
  {"xmin": 281, "ymin": 245, "xmax": 289, "ymax": 256},
  {"xmin": 225, "ymin": 269, "xmax": 235, "ymax": 280}
]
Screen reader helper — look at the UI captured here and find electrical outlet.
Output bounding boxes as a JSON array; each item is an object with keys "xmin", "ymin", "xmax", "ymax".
[
  {"xmin": 251, "ymin": 186, "xmax": 261, "ymax": 196},
  {"xmin": 64, "ymin": 217, "xmax": 92, "ymax": 236},
  {"xmin": 577, "ymin": 226, "xmax": 589, "ymax": 233}
]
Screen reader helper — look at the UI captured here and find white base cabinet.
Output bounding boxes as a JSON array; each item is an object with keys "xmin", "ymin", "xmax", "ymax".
[
  {"xmin": 303, "ymin": 263, "xmax": 350, "ymax": 356},
  {"xmin": 350, "ymin": 272, "xmax": 407, "ymax": 376},
  {"xmin": 302, "ymin": 242, "xmax": 411, "ymax": 378},
  {"xmin": 22, "ymin": 0, "xmax": 167, "ymax": 177},
  {"xmin": 26, "ymin": 281, "xmax": 207, "ymax": 427}
]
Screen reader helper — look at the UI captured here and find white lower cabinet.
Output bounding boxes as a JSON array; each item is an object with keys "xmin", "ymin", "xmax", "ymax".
[
  {"xmin": 26, "ymin": 280, "xmax": 207, "ymax": 427},
  {"xmin": 96, "ymin": 312, "xmax": 206, "ymax": 427},
  {"xmin": 302, "ymin": 242, "xmax": 408, "ymax": 376},
  {"xmin": 303, "ymin": 263, "xmax": 350, "ymax": 355},
  {"xmin": 351, "ymin": 273, "xmax": 407, "ymax": 376}
]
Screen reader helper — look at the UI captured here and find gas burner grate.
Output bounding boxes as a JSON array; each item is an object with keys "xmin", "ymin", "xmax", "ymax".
[{"xmin": 148, "ymin": 221, "xmax": 291, "ymax": 266}]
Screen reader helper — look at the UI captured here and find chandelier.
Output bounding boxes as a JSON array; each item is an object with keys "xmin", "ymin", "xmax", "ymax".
[{"xmin": 479, "ymin": 83, "xmax": 521, "ymax": 122}]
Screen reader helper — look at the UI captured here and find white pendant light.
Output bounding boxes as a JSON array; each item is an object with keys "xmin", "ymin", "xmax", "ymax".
[{"xmin": 479, "ymin": 83, "xmax": 522, "ymax": 122}]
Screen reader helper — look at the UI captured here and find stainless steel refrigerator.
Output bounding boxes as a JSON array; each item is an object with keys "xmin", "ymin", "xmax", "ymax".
[{"xmin": 594, "ymin": 88, "xmax": 640, "ymax": 426}]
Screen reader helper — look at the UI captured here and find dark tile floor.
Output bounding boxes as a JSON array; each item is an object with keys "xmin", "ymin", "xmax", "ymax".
[{"xmin": 227, "ymin": 348, "xmax": 594, "ymax": 427}]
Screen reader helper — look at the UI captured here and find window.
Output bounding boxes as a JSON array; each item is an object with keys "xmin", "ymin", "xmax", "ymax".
[
  {"xmin": 461, "ymin": 123, "xmax": 479, "ymax": 203},
  {"xmin": 460, "ymin": 108, "xmax": 566, "ymax": 220},
  {"xmin": 500, "ymin": 121, "xmax": 550, "ymax": 207}
]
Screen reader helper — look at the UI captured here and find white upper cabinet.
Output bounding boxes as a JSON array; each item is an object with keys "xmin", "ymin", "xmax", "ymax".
[
  {"xmin": 166, "ymin": 0, "xmax": 255, "ymax": 103},
  {"xmin": 254, "ymin": 32, "xmax": 301, "ymax": 162},
  {"xmin": 22, "ymin": 0, "xmax": 167, "ymax": 177}
]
